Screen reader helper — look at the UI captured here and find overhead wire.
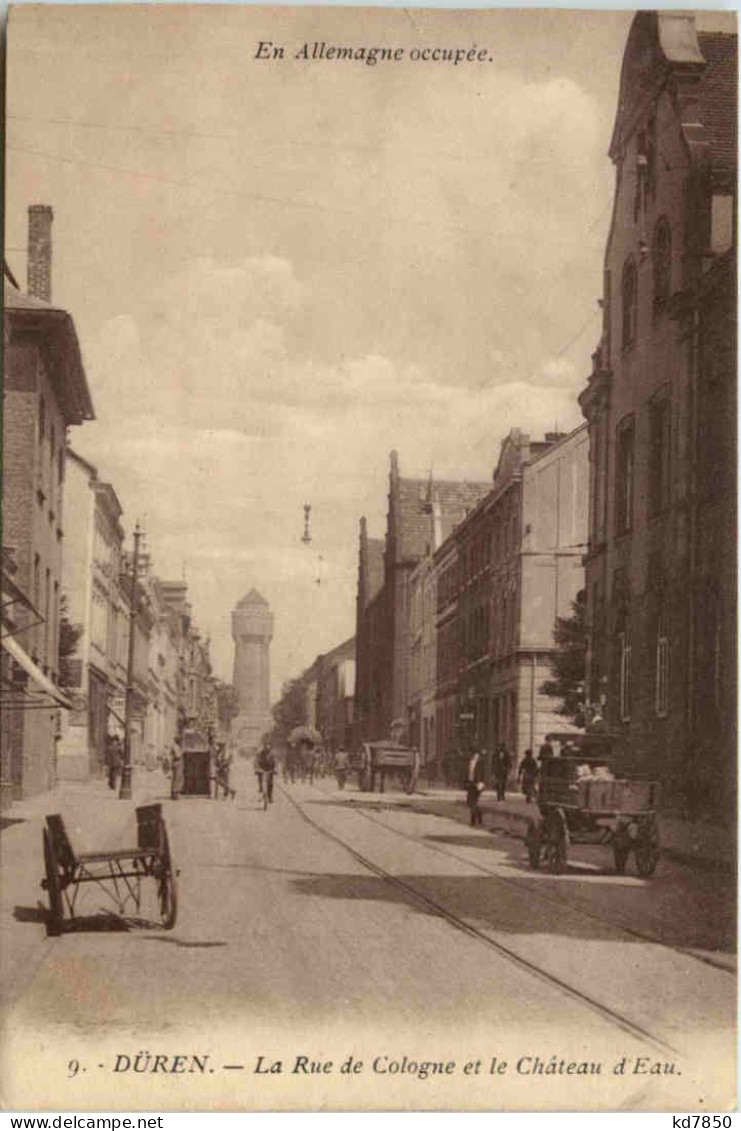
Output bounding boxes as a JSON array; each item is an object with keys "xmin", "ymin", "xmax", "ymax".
[{"xmin": 7, "ymin": 140, "xmax": 611, "ymax": 245}]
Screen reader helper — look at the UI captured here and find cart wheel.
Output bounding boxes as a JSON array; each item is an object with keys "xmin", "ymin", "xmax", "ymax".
[
  {"xmin": 42, "ymin": 827, "xmax": 64, "ymax": 936},
  {"xmin": 157, "ymin": 830, "xmax": 178, "ymax": 930},
  {"xmin": 525, "ymin": 820, "xmax": 541, "ymax": 869},
  {"xmin": 635, "ymin": 819, "xmax": 659, "ymax": 878},
  {"xmin": 544, "ymin": 812, "xmax": 569, "ymax": 875}
]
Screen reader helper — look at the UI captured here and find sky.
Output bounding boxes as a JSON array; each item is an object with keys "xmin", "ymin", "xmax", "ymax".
[{"xmin": 6, "ymin": 4, "xmax": 634, "ymax": 699}]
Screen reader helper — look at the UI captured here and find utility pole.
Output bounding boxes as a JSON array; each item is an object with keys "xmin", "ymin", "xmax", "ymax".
[{"xmin": 119, "ymin": 521, "xmax": 142, "ymax": 800}]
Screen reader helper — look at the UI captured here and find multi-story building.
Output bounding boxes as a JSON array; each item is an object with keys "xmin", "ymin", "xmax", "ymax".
[
  {"xmin": 1, "ymin": 206, "xmax": 95, "ymax": 802},
  {"xmin": 432, "ymin": 537, "xmax": 460, "ymax": 782},
  {"xmin": 578, "ymin": 11, "xmax": 737, "ymax": 822},
  {"xmin": 1, "ymin": 547, "xmax": 68, "ymax": 807},
  {"xmin": 118, "ymin": 554, "xmax": 154, "ymax": 770},
  {"xmin": 275, "ymin": 637, "xmax": 355, "ymax": 753},
  {"xmin": 355, "ymin": 453, "xmax": 489, "ymax": 744},
  {"xmin": 141, "ymin": 576, "xmax": 182, "ymax": 769},
  {"xmin": 449, "ymin": 427, "xmax": 588, "ymax": 784},
  {"xmin": 316, "ymin": 636, "xmax": 356, "ymax": 752},
  {"xmin": 57, "ymin": 449, "xmax": 127, "ymax": 779},
  {"xmin": 409, "ymin": 553, "xmax": 437, "ymax": 767},
  {"xmin": 354, "ymin": 517, "xmax": 386, "ymax": 747}
]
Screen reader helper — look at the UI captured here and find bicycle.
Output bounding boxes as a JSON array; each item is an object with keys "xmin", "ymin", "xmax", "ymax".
[{"xmin": 256, "ymin": 771, "xmax": 274, "ymax": 810}]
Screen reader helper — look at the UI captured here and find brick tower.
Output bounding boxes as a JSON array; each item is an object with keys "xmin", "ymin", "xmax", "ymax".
[{"xmin": 231, "ymin": 589, "xmax": 274, "ymax": 753}]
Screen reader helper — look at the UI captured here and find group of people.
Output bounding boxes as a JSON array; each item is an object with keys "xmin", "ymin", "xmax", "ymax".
[{"xmin": 464, "ymin": 738, "xmax": 557, "ymax": 827}]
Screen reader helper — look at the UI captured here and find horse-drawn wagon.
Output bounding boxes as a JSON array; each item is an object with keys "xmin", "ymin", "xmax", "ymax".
[
  {"xmin": 357, "ymin": 741, "xmax": 417, "ymax": 794},
  {"xmin": 525, "ymin": 735, "xmax": 660, "ymax": 877}
]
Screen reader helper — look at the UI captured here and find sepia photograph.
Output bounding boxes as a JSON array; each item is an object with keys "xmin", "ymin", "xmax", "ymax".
[{"xmin": 1, "ymin": 2, "xmax": 737, "ymax": 1113}]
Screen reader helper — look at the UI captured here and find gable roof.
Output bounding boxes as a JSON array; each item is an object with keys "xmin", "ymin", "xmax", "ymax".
[
  {"xmin": 395, "ymin": 476, "xmax": 490, "ymax": 562},
  {"xmin": 4, "ymin": 278, "xmax": 95, "ymax": 425}
]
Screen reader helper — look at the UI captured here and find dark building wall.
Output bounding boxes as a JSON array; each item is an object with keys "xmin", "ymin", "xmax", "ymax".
[
  {"xmin": 3, "ymin": 334, "xmax": 67, "ymax": 797},
  {"xmin": 579, "ymin": 14, "xmax": 737, "ymax": 820}
]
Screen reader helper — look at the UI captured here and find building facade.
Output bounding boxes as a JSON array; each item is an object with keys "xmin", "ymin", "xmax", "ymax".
[
  {"xmin": 446, "ymin": 427, "xmax": 588, "ymax": 785},
  {"xmin": 1, "ymin": 206, "xmax": 95, "ymax": 802},
  {"xmin": 409, "ymin": 553, "xmax": 438, "ymax": 769},
  {"xmin": 355, "ymin": 453, "xmax": 489, "ymax": 745},
  {"xmin": 579, "ymin": 12, "xmax": 737, "ymax": 822},
  {"xmin": 316, "ymin": 636, "xmax": 356, "ymax": 752},
  {"xmin": 57, "ymin": 449, "xmax": 127, "ymax": 779}
]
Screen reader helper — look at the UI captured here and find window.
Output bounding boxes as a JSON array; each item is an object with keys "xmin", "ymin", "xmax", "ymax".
[
  {"xmin": 622, "ymin": 259, "xmax": 637, "ymax": 348},
  {"xmin": 619, "ymin": 632, "xmax": 632, "ymax": 721},
  {"xmin": 646, "ymin": 113, "xmax": 657, "ymax": 200},
  {"xmin": 649, "ymin": 393, "xmax": 671, "ymax": 516},
  {"xmin": 32, "ymin": 553, "xmax": 41, "ymax": 659},
  {"xmin": 52, "ymin": 580, "xmax": 59, "ymax": 678},
  {"xmin": 615, "ymin": 416, "xmax": 635, "ymax": 534},
  {"xmin": 655, "ymin": 605, "xmax": 669, "ymax": 717},
  {"xmin": 44, "ymin": 568, "xmax": 51, "ymax": 667},
  {"xmin": 653, "ymin": 218, "xmax": 671, "ymax": 310}
]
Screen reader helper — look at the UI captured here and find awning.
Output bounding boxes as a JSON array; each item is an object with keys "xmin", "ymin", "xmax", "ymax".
[{"xmin": 1, "ymin": 634, "xmax": 73, "ymax": 709}]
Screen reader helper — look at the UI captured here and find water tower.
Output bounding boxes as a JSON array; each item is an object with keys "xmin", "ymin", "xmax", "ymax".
[{"xmin": 231, "ymin": 589, "xmax": 274, "ymax": 753}]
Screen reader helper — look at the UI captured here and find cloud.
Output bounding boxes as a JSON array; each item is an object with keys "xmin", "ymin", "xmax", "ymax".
[{"xmin": 46, "ymin": 17, "xmax": 617, "ymax": 695}]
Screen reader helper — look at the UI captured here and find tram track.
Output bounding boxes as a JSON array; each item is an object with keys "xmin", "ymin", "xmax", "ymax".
[
  {"xmin": 279, "ymin": 781, "xmax": 680, "ymax": 1058},
  {"xmin": 305, "ymin": 779, "xmax": 734, "ymax": 977}
]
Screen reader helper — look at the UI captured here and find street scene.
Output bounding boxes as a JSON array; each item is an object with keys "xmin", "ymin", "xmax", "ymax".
[{"xmin": 1, "ymin": 3, "xmax": 737, "ymax": 1114}]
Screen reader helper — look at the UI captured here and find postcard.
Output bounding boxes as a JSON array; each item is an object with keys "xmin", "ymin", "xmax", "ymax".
[{"xmin": 1, "ymin": 3, "xmax": 736, "ymax": 1113}]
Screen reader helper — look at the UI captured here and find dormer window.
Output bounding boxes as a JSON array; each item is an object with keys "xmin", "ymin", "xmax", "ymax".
[{"xmin": 621, "ymin": 258, "xmax": 637, "ymax": 349}]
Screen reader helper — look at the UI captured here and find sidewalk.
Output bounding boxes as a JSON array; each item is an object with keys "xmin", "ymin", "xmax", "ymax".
[
  {"xmin": 362, "ymin": 783, "xmax": 737, "ymax": 873},
  {"xmin": 0, "ymin": 768, "xmax": 168, "ymax": 1009}
]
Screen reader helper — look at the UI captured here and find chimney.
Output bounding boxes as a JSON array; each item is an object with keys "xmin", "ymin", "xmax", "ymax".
[{"xmin": 27, "ymin": 204, "xmax": 53, "ymax": 302}]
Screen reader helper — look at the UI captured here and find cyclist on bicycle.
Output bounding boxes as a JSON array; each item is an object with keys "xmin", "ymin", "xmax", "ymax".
[{"xmin": 255, "ymin": 742, "xmax": 276, "ymax": 803}]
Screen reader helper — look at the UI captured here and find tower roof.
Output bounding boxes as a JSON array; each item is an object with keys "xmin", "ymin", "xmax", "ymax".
[{"xmin": 236, "ymin": 588, "xmax": 269, "ymax": 610}]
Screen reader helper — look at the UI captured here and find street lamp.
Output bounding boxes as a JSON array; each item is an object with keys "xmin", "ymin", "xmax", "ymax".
[{"xmin": 119, "ymin": 521, "xmax": 143, "ymax": 800}]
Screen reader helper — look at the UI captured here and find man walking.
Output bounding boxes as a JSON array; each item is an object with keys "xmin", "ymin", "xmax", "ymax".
[
  {"xmin": 465, "ymin": 749, "xmax": 485, "ymax": 827},
  {"xmin": 105, "ymin": 732, "xmax": 122, "ymax": 790},
  {"xmin": 517, "ymin": 748, "xmax": 539, "ymax": 803},
  {"xmin": 334, "ymin": 747, "xmax": 349, "ymax": 790},
  {"xmin": 494, "ymin": 742, "xmax": 512, "ymax": 802},
  {"xmin": 255, "ymin": 742, "xmax": 276, "ymax": 804}
]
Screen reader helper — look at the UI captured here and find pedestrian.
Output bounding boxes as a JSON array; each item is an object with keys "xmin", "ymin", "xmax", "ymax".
[
  {"xmin": 214, "ymin": 742, "xmax": 234, "ymax": 800},
  {"xmin": 170, "ymin": 738, "xmax": 184, "ymax": 801},
  {"xmin": 494, "ymin": 742, "xmax": 512, "ymax": 802},
  {"xmin": 305, "ymin": 744, "xmax": 317, "ymax": 785},
  {"xmin": 518, "ymin": 748, "xmax": 539, "ymax": 803},
  {"xmin": 465, "ymin": 749, "xmax": 485, "ymax": 827},
  {"xmin": 255, "ymin": 741, "xmax": 276, "ymax": 803},
  {"xmin": 105, "ymin": 732, "xmax": 123, "ymax": 790},
  {"xmin": 334, "ymin": 746, "xmax": 349, "ymax": 790},
  {"xmin": 538, "ymin": 734, "xmax": 555, "ymax": 766},
  {"xmin": 406, "ymin": 746, "xmax": 420, "ymax": 794}
]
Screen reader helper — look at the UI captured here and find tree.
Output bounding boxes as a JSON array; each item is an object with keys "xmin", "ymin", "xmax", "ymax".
[
  {"xmin": 540, "ymin": 589, "xmax": 587, "ymax": 724},
  {"xmin": 58, "ymin": 594, "xmax": 83, "ymax": 688},
  {"xmin": 270, "ymin": 678, "xmax": 308, "ymax": 746},
  {"xmin": 214, "ymin": 681, "xmax": 239, "ymax": 732}
]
